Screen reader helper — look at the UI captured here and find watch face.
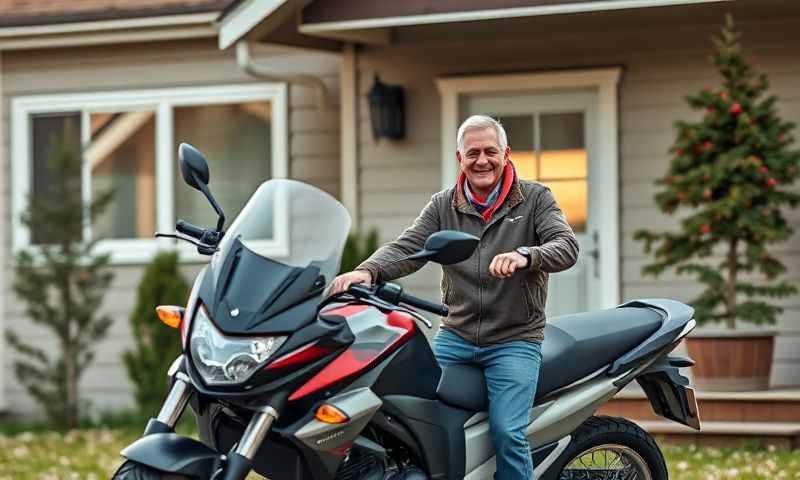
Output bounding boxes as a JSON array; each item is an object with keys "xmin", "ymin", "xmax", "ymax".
[{"xmin": 517, "ymin": 247, "xmax": 530, "ymax": 256}]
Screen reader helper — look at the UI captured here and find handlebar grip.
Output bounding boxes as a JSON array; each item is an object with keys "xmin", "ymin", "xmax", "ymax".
[
  {"xmin": 400, "ymin": 293, "xmax": 449, "ymax": 317},
  {"xmin": 176, "ymin": 220, "xmax": 204, "ymax": 239}
]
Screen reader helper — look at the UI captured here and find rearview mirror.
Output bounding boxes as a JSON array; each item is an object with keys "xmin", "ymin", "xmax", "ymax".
[
  {"xmin": 406, "ymin": 230, "xmax": 479, "ymax": 265},
  {"xmin": 179, "ymin": 143, "xmax": 210, "ymax": 190},
  {"xmin": 177, "ymin": 143, "xmax": 225, "ymax": 233}
]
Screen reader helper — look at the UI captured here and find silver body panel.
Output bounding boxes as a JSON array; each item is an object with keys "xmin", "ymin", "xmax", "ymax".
[
  {"xmin": 461, "ymin": 331, "xmax": 693, "ymax": 479},
  {"xmin": 295, "ymin": 387, "xmax": 383, "ymax": 452}
]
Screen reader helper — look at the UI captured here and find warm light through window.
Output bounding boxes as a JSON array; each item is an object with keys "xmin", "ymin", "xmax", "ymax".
[{"xmin": 499, "ymin": 112, "xmax": 588, "ymax": 233}]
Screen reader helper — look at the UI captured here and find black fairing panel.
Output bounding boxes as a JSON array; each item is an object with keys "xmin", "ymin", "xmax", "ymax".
[
  {"xmin": 371, "ymin": 328, "xmax": 441, "ymax": 399},
  {"xmin": 381, "ymin": 395, "xmax": 473, "ymax": 480},
  {"xmin": 198, "ymin": 238, "xmax": 325, "ymax": 334}
]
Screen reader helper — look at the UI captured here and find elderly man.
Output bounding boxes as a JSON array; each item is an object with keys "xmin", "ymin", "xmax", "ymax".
[{"xmin": 328, "ymin": 115, "xmax": 579, "ymax": 479}]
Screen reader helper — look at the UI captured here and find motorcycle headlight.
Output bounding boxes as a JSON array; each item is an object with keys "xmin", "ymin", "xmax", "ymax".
[{"xmin": 189, "ymin": 304, "xmax": 287, "ymax": 385}]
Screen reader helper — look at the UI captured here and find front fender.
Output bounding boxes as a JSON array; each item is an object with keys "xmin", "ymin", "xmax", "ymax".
[{"xmin": 121, "ymin": 433, "xmax": 221, "ymax": 477}]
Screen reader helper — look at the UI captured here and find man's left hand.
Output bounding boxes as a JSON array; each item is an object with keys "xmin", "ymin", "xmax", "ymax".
[{"xmin": 489, "ymin": 251, "xmax": 528, "ymax": 278}]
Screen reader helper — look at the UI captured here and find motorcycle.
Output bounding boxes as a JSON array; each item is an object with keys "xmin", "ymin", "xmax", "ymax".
[{"xmin": 113, "ymin": 143, "xmax": 701, "ymax": 480}]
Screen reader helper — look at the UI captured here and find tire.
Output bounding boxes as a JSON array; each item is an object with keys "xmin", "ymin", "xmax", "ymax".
[
  {"xmin": 112, "ymin": 460, "xmax": 193, "ymax": 480},
  {"xmin": 541, "ymin": 416, "xmax": 668, "ymax": 480}
]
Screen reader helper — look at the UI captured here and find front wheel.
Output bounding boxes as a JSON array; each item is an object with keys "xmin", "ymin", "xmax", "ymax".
[
  {"xmin": 112, "ymin": 461, "xmax": 192, "ymax": 480},
  {"xmin": 543, "ymin": 416, "xmax": 668, "ymax": 480}
]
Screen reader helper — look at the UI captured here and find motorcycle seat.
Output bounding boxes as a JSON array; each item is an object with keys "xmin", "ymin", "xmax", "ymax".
[{"xmin": 436, "ymin": 305, "xmax": 663, "ymax": 412}]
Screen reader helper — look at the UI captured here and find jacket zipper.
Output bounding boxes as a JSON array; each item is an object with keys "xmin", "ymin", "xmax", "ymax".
[{"xmin": 476, "ymin": 235, "xmax": 482, "ymax": 346}]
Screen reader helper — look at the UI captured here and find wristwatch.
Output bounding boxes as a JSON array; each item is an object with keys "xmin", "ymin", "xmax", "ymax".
[{"xmin": 515, "ymin": 246, "xmax": 532, "ymax": 268}]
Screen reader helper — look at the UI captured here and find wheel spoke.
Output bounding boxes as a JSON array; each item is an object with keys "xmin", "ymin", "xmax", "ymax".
[{"xmin": 560, "ymin": 445, "xmax": 651, "ymax": 480}]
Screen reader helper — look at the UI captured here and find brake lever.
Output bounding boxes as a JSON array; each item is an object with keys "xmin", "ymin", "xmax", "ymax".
[
  {"xmin": 396, "ymin": 307, "xmax": 434, "ymax": 329},
  {"xmin": 155, "ymin": 232, "xmax": 219, "ymax": 254}
]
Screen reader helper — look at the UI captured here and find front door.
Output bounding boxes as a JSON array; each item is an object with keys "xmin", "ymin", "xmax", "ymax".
[{"xmin": 467, "ymin": 91, "xmax": 601, "ymax": 316}]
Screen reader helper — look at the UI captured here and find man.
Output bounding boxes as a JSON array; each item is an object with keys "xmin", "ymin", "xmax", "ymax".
[{"xmin": 327, "ymin": 115, "xmax": 579, "ymax": 479}]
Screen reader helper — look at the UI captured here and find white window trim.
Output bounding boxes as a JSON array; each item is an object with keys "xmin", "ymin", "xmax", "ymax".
[
  {"xmin": 11, "ymin": 83, "xmax": 289, "ymax": 264},
  {"xmin": 436, "ymin": 68, "xmax": 622, "ymax": 308}
]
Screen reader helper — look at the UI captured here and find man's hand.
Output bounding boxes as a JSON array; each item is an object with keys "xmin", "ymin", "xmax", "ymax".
[
  {"xmin": 325, "ymin": 270, "xmax": 372, "ymax": 296},
  {"xmin": 489, "ymin": 252, "xmax": 528, "ymax": 278}
]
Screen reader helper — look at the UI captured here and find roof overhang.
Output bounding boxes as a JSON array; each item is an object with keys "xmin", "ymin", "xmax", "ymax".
[
  {"xmin": 218, "ymin": 0, "xmax": 340, "ymax": 51},
  {"xmin": 298, "ymin": 0, "xmax": 730, "ymax": 40},
  {"xmin": 218, "ymin": 0, "xmax": 733, "ymax": 49},
  {"xmin": 0, "ymin": 12, "xmax": 218, "ymax": 50}
]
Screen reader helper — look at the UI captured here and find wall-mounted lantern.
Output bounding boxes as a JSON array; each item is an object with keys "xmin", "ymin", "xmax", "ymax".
[{"xmin": 367, "ymin": 75, "xmax": 405, "ymax": 141}]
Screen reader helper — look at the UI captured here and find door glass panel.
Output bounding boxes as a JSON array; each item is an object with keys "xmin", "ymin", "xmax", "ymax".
[
  {"xmin": 540, "ymin": 112, "xmax": 586, "ymax": 179},
  {"xmin": 546, "ymin": 180, "xmax": 587, "ymax": 233},
  {"xmin": 497, "ymin": 115, "xmax": 536, "ymax": 179},
  {"xmin": 88, "ymin": 110, "xmax": 156, "ymax": 240},
  {"xmin": 497, "ymin": 111, "xmax": 587, "ymax": 233},
  {"xmin": 540, "ymin": 112, "xmax": 587, "ymax": 232}
]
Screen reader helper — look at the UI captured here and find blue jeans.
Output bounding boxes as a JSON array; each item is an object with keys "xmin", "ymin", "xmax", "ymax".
[{"xmin": 433, "ymin": 328, "xmax": 542, "ymax": 480}]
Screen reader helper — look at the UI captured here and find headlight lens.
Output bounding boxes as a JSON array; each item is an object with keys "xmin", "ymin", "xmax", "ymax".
[{"xmin": 189, "ymin": 304, "xmax": 286, "ymax": 385}]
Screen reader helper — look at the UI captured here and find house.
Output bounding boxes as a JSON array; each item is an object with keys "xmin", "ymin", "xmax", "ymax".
[
  {"xmin": 0, "ymin": 0, "xmax": 342, "ymax": 417},
  {"xmin": 1, "ymin": 0, "xmax": 798, "ymax": 434},
  {"xmin": 217, "ymin": 0, "xmax": 800, "ymax": 443}
]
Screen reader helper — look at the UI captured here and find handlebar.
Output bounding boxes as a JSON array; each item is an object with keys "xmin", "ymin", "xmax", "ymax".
[
  {"xmin": 176, "ymin": 220, "xmax": 205, "ymax": 239},
  {"xmin": 349, "ymin": 283, "xmax": 449, "ymax": 318},
  {"xmin": 398, "ymin": 292, "xmax": 449, "ymax": 317}
]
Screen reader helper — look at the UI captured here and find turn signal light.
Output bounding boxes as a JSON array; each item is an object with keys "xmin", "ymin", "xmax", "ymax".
[
  {"xmin": 156, "ymin": 305, "xmax": 185, "ymax": 329},
  {"xmin": 315, "ymin": 404, "xmax": 349, "ymax": 424}
]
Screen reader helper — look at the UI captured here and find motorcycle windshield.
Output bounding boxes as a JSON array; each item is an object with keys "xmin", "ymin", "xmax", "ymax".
[{"xmin": 215, "ymin": 179, "xmax": 352, "ymax": 291}]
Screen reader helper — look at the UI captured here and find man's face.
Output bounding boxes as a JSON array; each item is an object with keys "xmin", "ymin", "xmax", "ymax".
[{"xmin": 456, "ymin": 127, "xmax": 509, "ymax": 195}]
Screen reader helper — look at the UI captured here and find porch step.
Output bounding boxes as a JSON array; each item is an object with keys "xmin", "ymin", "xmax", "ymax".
[
  {"xmin": 598, "ymin": 385, "xmax": 800, "ymax": 422},
  {"xmin": 634, "ymin": 420, "xmax": 800, "ymax": 449}
]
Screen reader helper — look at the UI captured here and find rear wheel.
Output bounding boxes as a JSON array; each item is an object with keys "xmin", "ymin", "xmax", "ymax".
[
  {"xmin": 543, "ymin": 416, "xmax": 668, "ymax": 480},
  {"xmin": 112, "ymin": 461, "xmax": 192, "ymax": 480}
]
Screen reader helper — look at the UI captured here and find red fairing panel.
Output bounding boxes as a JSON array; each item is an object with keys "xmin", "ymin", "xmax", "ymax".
[
  {"xmin": 289, "ymin": 307, "xmax": 416, "ymax": 400},
  {"xmin": 266, "ymin": 341, "xmax": 336, "ymax": 371}
]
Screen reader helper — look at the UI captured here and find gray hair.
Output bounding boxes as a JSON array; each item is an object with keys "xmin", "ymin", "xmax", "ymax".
[{"xmin": 457, "ymin": 115, "xmax": 508, "ymax": 153}]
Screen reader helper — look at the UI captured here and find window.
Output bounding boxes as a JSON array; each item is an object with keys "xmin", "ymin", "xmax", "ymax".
[
  {"xmin": 12, "ymin": 84, "xmax": 288, "ymax": 263},
  {"xmin": 497, "ymin": 112, "xmax": 588, "ymax": 233}
]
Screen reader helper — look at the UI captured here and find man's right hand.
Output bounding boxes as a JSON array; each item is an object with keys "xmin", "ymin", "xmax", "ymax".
[{"xmin": 325, "ymin": 270, "xmax": 372, "ymax": 296}]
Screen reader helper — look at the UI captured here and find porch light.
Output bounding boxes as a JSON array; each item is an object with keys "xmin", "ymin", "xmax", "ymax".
[{"xmin": 367, "ymin": 75, "xmax": 405, "ymax": 141}]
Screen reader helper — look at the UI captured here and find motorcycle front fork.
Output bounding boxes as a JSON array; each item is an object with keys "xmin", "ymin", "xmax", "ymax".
[{"xmin": 155, "ymin": 373, "xmax": 279, "ymax": 480}]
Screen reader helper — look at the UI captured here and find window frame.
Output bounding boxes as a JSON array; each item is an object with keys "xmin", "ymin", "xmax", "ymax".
[{"xmin": 11, "ymin": 83, "xmax": 289, "ymax": 264}]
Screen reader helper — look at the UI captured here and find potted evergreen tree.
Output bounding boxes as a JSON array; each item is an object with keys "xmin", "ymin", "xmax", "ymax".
[{"xmin": 635, "ymin": 16, "xmax": 799, "ymax": 391}]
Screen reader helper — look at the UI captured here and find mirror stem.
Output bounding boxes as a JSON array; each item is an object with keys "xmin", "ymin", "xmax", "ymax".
[{"xmin": 193, "ymin": 171, "xmax": 226, "ymax": 233}]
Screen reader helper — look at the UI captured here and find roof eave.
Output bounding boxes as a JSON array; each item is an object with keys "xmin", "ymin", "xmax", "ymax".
[
  {"xmin": 298, "ymin": 0, "xmax": 732, "ymax": 34},
  {"xmin": 0, "ymin": 12, "xmax": 219, "ymax": 51},
  {"xmin": 217, "ymin": 0, "xmax": 290, "ymax": 50}
]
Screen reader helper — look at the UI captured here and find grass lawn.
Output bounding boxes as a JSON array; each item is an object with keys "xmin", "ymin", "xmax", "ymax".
[{"xmin": 0, "ymin": 428, "xmax": 799, "ymax": 479}]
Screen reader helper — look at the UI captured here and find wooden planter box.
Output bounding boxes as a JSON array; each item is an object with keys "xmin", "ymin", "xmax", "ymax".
[{"xmin": 686, "ymin": 330, "xmax": 776, "ymax": 391}]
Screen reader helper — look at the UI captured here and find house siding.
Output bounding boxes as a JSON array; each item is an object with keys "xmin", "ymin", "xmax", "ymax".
[
  {"xmin": 354, "ymin": 16, "xmax": 800, "ymax": 383},
  {"xmin": 2, "ymin": 39, "xmax": 340, "ymax": 416}
]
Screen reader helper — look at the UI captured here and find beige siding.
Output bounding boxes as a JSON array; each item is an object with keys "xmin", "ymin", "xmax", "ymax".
[
  {"xmin": 355, "ymin": 16, "xmax": 800, "ymax": 384},
  {"xmin": 2, "ymin": 39, "xmax": 340, "ymax": 417}
]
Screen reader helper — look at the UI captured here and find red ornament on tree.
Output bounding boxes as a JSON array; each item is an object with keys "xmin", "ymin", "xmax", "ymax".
[
  {"xmin": 703, "ymin": 140, "xmax": 713, "ymax": 151},
  {"xmin": 730, "ymin": 102, "xmax": 742, "ymax": 115},
  {"xmin": 759, "ymin": 166, "xmax": 769, "ymax": 175},
  {"xmin": 767, "ymin": 178, "xmax": 778, "ymax": 188},
  {"xmin": 706, "ymin": 106, "xmax": 716, "ymax": 114},
  {"xmin": 701, "ymin": 224, "xmax": 712, "ymax": 235}
]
